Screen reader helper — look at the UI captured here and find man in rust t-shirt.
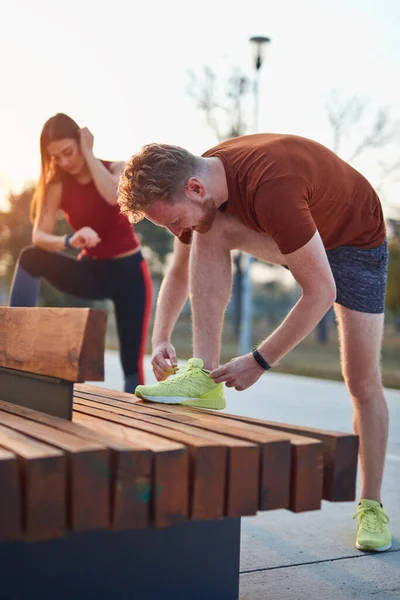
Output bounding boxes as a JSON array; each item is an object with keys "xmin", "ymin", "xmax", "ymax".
[
  {"xmin": 202, "ymin": 133, "xmax": 385, "ymax": 254},
  {"xmin": 119, "ymin": 133, "xmax": 391, "ymax": 553}
]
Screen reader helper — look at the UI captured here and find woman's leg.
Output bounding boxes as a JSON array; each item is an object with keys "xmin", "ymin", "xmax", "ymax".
[
  {"xmin": 9, "ymin": 252, "xmax": 41, "ymax": 306},
  {"xmin": 9, "ymin": 246, "xmax": 106, "ymax": 305},
  {"xmin": 110, "ymin": 252, "xmax": 153, "ymax": 392}
]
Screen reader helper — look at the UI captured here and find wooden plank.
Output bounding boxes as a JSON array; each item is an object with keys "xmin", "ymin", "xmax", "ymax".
[
  {"xmin": 0, "ymin": 447, "xmax": 22, "ymax": 541},
  {"xmin": 75, "ymin": 394, "xmax": 260, "ymax": 517},
  {"xmin": 0, "ymin": 307, "xmax": 107, "ymax": 381},
  {"xmin": 193, "ymin": 409, "xmax": 359, "ymax": 502},
  {"xmin": 74, "ymin": 402, "xmax": 228, "ymax": 521},
  {"xmin": 0, "ymin": 409, "xmax": 109, "ymax": 531},
  {"xmin": 0, "ymin": 425, "xmax": 66, "ymax": 541},
  {"xmin": 128, "ymin": 402, "xmax": 322, "ymax": 513},
  {"xmin": 74, "ymin": 387, "xmax": 296, "ymax": 512},
  {"xmin": 76, "ymin": 385, "xmax": 325, "ymax": 512},
  {"xmin": 0, "ymin": 401, "xmax": 152, "ymax": 531},
  {"xmin": 73, "ymin": 413, "xmax": 189, "ymax": 528},
  {"xmin": 75, "ymin": 383, "xmax": 137, "ymax": 398},
  {"xmin": 74, "ymin": 394, "xmax": 260, "ymax": 519}
]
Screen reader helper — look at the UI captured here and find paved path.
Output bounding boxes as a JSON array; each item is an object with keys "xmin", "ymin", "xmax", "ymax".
[{"xmin": 91, "ymin": 351, "xmax": 400, "ymax": 600}]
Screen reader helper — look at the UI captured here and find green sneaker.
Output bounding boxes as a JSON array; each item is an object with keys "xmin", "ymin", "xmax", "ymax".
[
  {"xmin": 353, "ymin": 499, "xmax": 392, "ymax": 552},
  {"xmin": 135, "ymin": 358, "xmax": 226, "ymax": 410}
]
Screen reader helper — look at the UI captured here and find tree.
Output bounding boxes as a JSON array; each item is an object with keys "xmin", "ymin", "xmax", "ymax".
[
  {"xmin": 318, "ymin": 90, "xmax": 400, "ymax": 344},
  {"xmin": 0, "ymin": 187, "xmax": 34, "ymax": 288},
  {"xmin": 188, "ymin": 64, "xmax": 252, "ymax": 339},
  {"xmin": 326, "ymin": 90, "xmax": 400, "ymax": 194},
  {"xmin": 135, "ymin": 219, "xmax": 173, "ymax": 274},
  {"xmin": 187, "ymin": 65, "xmax": 251, "ymax": 141}
]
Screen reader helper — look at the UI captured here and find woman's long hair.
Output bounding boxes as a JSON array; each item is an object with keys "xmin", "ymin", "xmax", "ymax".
[{"xmin": 30, "ymin": 113, "xmax": 80, "ymax": 222}]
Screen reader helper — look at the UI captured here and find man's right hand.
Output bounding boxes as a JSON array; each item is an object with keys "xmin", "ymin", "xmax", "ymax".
[
  {"xmin": 152, "ymin": 342, "xmax": 178, "ymax": 381},
  {"xmin": 69, "ymin": 227, "xmax": 101, "ymax": 249}
]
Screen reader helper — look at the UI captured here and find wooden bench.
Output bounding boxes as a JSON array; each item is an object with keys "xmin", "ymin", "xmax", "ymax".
[{"xmin": 0, "ymin": 307, "xmax": 359, "ymax": 600}]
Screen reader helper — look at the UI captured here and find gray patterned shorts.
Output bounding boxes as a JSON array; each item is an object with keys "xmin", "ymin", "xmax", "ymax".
[{"xmin": 326, "ymin": 240, "xmax": 388, "ymax": 314}]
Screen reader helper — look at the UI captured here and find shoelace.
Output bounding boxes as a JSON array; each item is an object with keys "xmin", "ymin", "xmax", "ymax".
[
  {"xmin": 162, "ymin": 366, "xmax": 196, "ymax": 384},
  {"xmin": 353, "ymin": 505, "xmax": 389, "ymax": 533},
  {"xmin": 162, "ymin": 364, "xmax": 210, "ymax": 386}
]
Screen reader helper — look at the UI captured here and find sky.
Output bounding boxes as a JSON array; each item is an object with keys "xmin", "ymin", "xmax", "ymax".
[{"xmin": 1, "ymin": 0, "xmax": 400, "ymax": 214}]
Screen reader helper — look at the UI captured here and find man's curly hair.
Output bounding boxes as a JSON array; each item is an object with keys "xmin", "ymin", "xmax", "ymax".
[{"xmin": 118, "ymin": 143, "xmax": 198, "ymax": 223}]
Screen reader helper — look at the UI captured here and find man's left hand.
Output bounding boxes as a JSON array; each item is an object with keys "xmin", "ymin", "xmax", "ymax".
[{"xmin": 210, "ymin": 353, "xmax": 265, "ymax": 391}]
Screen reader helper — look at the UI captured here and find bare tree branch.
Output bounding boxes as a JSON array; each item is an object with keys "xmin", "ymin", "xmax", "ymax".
[
  {"xmin": 375, "ymin": 158, "xmax": 400, "ymax": 194},
  {"xmin": 347, "ymin": 108, "xmax": 396, "ymax": 163},
  {"xmin": 187, "ymin": 65, "xmax": 251, "ymax": 142},
  {"xmin": 326, "ymin": 91, "xmax": 366, "ymax": 153}
]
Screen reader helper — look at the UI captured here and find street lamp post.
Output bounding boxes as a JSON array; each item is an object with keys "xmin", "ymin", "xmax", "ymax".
[{"xmin": 239, "ymin": 35, "xmax": 271, "ymax": 356}]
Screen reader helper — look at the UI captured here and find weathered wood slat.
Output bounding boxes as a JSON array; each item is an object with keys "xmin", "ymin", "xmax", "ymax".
[
  {"xmin": 74, "ymin": 402, "xmax": 227, "ymax": 521},
  {"xmin": 0, "ymin": 425, "xmax": 66, "ymax": 541},
  {"xmin": 0, "ymin": 447, "xmax": 22, "ymax": 541},
  {"xmin": 75, "ymin": 392, "xmax": 261, "ymax": 517},
  {"xmin": 132, "ymin": 403, "xmax": 323, "ymax": 513},
  {"xmin": 0, "ymin": 308, "xmax": 107, "ymax": 382},
  {"xmin": 74, "ymin": 394, "xmax": 260, "ymax": 519},
  {"xmin": 195, "ymin": 409, "xmax": 359, "ymax": 502},
  {"xmin": 0, "ymin": 409, "xmax": 109, "ymax": 531},
  {"xmin": 73, "ymin": 413, "xmax": 189, "ymax": 528},
  {"xmin": 75, "ymin": 385, "xmax": 331, "ymax": 512},
  {"xmin": 74, "ymin": 387, "xmax": 310, "ymax": 512},
  {"xmin": 0, "ymin": 400, "xmax": 152, "ymax": 531}
]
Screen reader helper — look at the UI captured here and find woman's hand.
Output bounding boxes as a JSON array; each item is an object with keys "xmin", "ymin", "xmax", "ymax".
[
  {"xmin": 152, "ymin": 342, "xmax": 178, "ymax": 381},
  {"xmin": 69, "ymin": 227, "xmax": 101, "ymax": 249},
  {"xmin": 79, "ymin": 127, "xmax": 95, "ymax": 156}
]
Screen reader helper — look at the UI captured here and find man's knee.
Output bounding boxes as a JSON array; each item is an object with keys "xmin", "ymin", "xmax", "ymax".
[{"xmin": 344, "ymin": 371, "xmax": 383, "ymax": 403}]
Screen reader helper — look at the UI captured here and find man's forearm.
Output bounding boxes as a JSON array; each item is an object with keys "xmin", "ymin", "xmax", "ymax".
[
  {"xmin": 152, "ymin": 274, "xmax": 189, "ymax": 348},
  {"xmin": 258, "ymin": 293, "xmax": 334, "ymax": 365}
]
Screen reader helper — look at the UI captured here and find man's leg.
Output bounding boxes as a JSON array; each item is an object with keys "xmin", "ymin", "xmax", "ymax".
[{"xmin": 334, "ymin": 304, "xmax": 388, "ymax": 503}]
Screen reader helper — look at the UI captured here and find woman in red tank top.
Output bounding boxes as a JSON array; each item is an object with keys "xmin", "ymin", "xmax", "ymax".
[{"xmin": 9, "ymin": 113, "xmax": 153, "ymax": 393}]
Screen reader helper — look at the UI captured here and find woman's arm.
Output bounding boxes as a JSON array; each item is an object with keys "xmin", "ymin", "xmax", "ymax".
[
  {"xmin": 79, "ymin": 127, "xmax": 122, "ymax": 206},
  {"xmin": 32, "ymin": 182, "xmax": 101, "ymax": 252},
  {"xmin": 32, "ymin": 182, "xmax": 67, "ymax": 251}
]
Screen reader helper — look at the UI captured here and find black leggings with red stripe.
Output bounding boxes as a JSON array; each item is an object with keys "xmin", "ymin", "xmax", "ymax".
[{"xmin": 10, "ymin": 247, "xmax": 153, "ymax": 392}]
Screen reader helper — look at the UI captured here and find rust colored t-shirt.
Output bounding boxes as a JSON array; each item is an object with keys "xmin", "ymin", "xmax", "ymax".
[{"xmin": 202, "ymin": 134, "xmax": 386, "ymax": 255}]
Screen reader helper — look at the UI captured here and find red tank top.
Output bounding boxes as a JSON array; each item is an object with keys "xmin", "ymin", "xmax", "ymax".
[{"xmin": 60, "ymin": 160, "xmax": 140, "ymax": 259}]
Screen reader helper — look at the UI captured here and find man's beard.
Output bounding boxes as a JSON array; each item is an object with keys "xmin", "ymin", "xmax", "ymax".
[
  {"xmin": 178, "ymin": 198, "xmax": 217, "ymax": 245},
  {"xmin": 196, "ymin": 197, "xmax": 217, "ymax": 233}
]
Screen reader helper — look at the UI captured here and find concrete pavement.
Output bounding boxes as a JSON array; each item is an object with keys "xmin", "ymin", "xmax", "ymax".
[{"xmin": 91, "ymin": 351, "xmax": 400, "ymax": 600}]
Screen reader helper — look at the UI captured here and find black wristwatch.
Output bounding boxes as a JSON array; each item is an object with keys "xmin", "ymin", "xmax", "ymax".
[
  {"xmin": 252, "ymin": 348, "xmax": 271, "ymax": 370},
  {"xmin": 64, "ymin": 234, "xmax": 73, "ymax": 249}
]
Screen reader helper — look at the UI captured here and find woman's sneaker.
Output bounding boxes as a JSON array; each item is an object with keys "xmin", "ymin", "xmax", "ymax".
[
  {"xmin": 353, "ymin": 499, "xmax": 392, "ymax": 552},
  {"xmin": 135, "ymin": 358, "xmax": 226, "ymax": 410}
]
